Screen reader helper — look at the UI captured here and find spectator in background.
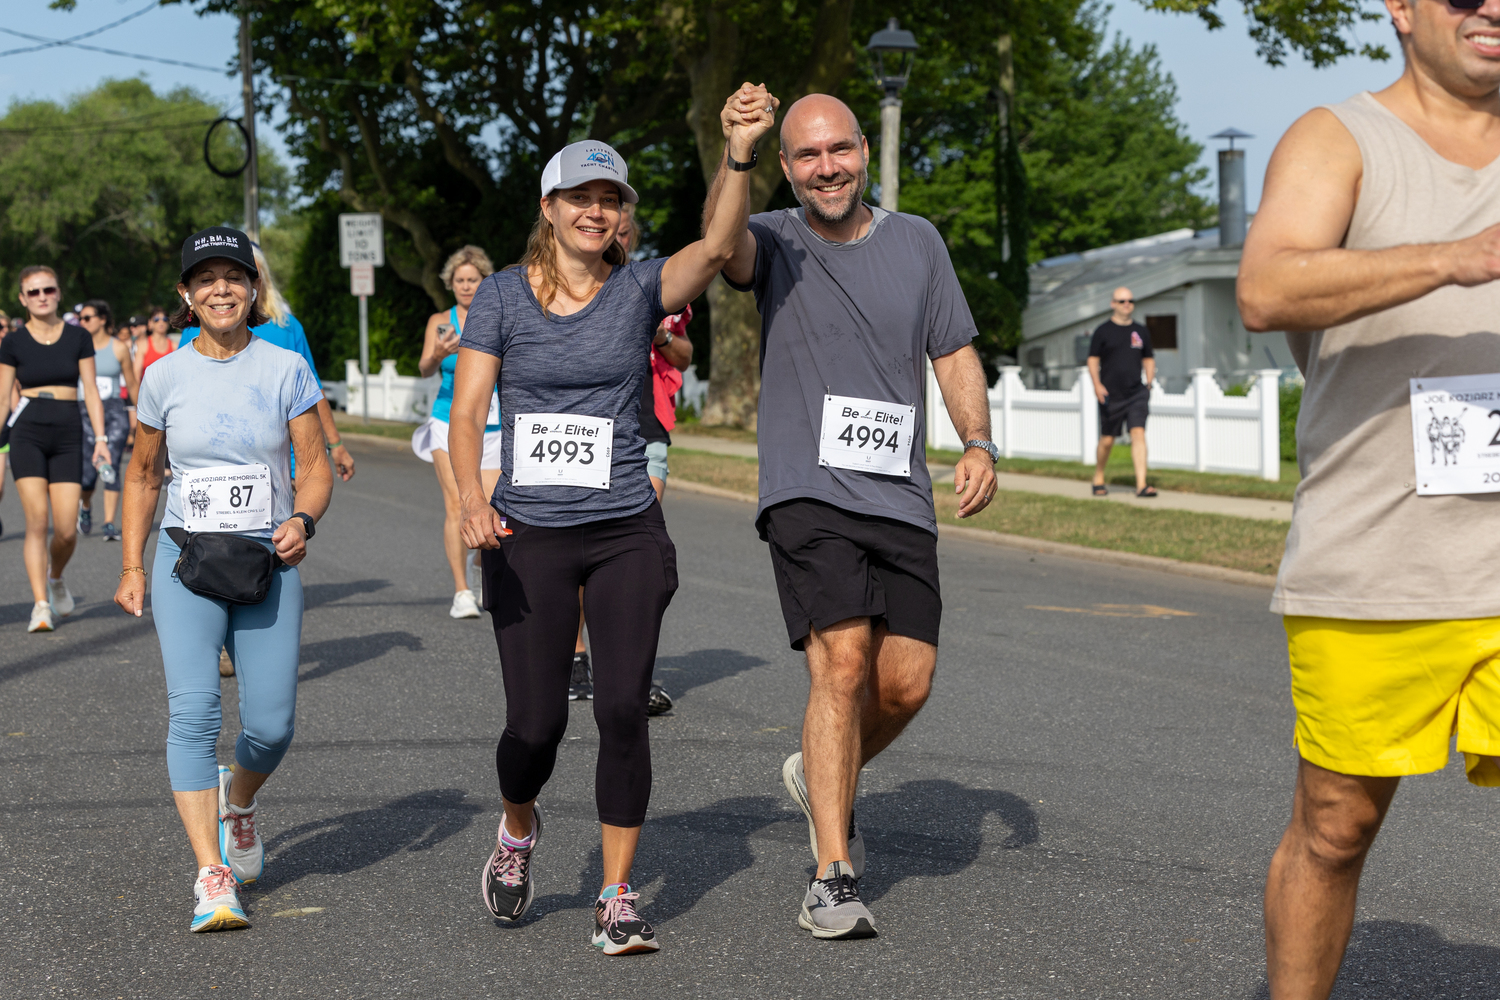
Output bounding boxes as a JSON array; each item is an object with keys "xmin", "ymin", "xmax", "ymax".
[
  {"xmin": 178, "ymin": 246, "xmax": 354, "ymax": 484},
  {"xmin": 136, "ymin": 308, "xmax": 174, "ymax": 383},
  {"xmin": 1087, "ymin": 286, "xmax": 1157, "ymax": 498}
]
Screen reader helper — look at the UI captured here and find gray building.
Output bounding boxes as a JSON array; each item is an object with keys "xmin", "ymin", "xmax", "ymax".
[{"xmin": 1018, "ymin": 134, "xmax": 1296, "ymax": 392}]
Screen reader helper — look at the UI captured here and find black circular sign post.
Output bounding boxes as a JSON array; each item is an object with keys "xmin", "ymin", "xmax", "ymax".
[{"xmin": 203, "ymin": 115, "xmax": 252, "ymax": 179}]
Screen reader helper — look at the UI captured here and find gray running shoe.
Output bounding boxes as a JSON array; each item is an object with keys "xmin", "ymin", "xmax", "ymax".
[
  {"xmin": 781, "ymin": 752, "xmax": 865, "ymax": 878},
  {"xmin": 799, "ymin": 860, "xmax": 877, "ymax": 939}
]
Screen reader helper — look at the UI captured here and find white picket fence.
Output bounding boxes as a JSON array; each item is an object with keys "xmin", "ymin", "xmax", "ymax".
[
  {"xmin": 926, "ymin": 364, "xmax": 1282, "ymax": 481},
  {"xmin": 325, "ymin": 360, "xmax": 440, "ymax": 423}
]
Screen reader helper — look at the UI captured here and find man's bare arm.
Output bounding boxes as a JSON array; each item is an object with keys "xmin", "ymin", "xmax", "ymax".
[
  {"xmin": 1086, "ymin": 356, "xmax": 1106, "ymax": 403},
  {"xmin": 932, "ymin": 344, "xmax": 997, "ymax": 518},
  {"xmin": 1239, "ymin": 108, "xmax": 1500, "ymax": 333}
]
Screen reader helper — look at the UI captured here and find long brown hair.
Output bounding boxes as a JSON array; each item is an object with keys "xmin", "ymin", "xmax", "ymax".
[{"xmin": 513, "ymin": 204, "xmax": 626, "ymax": 317}]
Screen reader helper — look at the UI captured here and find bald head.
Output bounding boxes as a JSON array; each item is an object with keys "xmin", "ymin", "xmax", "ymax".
[
  {"xmin": 1110, "ymin": 286, "xmax": 1135, "ymax": 322},
  {"xmin": 779, "ymin": 94, "xmax": 863, "ymax": 154}
]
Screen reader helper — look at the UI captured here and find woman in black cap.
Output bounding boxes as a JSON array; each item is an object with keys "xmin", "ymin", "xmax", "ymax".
[{"xmin": 114, "ymin": 226, "xmax": 332, "ymax": 932}]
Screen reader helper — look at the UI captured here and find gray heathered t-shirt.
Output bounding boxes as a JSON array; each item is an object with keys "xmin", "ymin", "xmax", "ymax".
[
  {"xmin": 461, "ymin": 258, "xmax": 667, "ymax": 528},
  {"xmin": 726, "ymin": 206, "xmax": 978, "ymax": 535}
]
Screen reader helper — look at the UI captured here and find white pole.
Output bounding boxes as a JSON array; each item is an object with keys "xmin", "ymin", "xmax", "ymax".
[
  {"xmin": 359, "ymin": 294, "xmax": 369, "ymax": 424},
  {"xmin": 1257, "ymin": 368, "xmax": 1282, "ymax": 481}
]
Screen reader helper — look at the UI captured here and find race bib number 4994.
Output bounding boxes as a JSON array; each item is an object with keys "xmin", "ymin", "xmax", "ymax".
[
  {"xmin": 1410, "ymin": 374, "xmax": 1500, "ymax": 495},
  {"xmin": 511, "ymin": 413, "xmax": 613, "ymax": 489},
  {"xmin": 180, "ymin": 463, "xmax": 272, "ymax": 532},
  {"xmin": 818, "ymin": 394, "xmax": 915, "ymax": 478}
]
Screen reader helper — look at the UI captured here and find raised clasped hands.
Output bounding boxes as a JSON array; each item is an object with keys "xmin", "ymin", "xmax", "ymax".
[{"xmin": 720, "ymin": 82, "xmax": 778, "ymax": 162}]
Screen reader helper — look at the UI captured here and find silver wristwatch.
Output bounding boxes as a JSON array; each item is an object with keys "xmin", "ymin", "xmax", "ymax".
[{"xmin": 965, "ymin": 439, "xmax": 1000, "ymax": 462}]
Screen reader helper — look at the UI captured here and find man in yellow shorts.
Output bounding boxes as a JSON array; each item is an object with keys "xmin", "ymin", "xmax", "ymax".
[{"xmin": 1238, "ymin": 2, "xmax": 1500, "ymax": 997}]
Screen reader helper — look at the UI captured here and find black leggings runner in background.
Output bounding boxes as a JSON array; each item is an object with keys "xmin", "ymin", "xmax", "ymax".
[
  {"xmin": 80, "ymin": 398, "xmax": 130, "ymax": 491},
  {"xmin": 481, "ymin": 501, "xmax": 677, "ymax": 828}
]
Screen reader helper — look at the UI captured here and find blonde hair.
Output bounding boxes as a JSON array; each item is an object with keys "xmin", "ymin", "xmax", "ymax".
[
  {"xmin": 616, "ymin": 204, "xmax": 639, "ymax": 255},
  {"xmin": 251, "ymin": 245, "xmax": 290, "ymax": 327},
  {"xmin": 513, "ymin": 204, "xmax": 627, "ymax": 317},
  {"xmin": 441, "ymin": 245, "xmax": 495, "ymax": 289}
]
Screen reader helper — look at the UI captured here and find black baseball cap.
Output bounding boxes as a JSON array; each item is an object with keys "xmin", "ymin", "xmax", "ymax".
[{"xmin": 180, "ymin": 226, "xmax": 258, "ymax": 283}]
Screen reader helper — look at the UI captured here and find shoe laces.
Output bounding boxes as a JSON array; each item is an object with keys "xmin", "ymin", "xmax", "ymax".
[
  {"xmin": 226, "ymin": 808, "xmax": 257, "ymax": 850},
  {"xmin": 597, "ymin": 890, "xmax": 643, "ymax": 928},
  {"xmin": 819, "ymin": 871, "xmax": 861, "ymax": 906},
  {"xmin": 491, "ymin": 840, "xmax": 531, "ymax": 887},
  {"xmin": 200, "ymin": 864, "xmax": 237, "ymax": 898}
]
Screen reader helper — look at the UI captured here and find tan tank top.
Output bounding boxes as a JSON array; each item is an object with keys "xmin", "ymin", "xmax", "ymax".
[{"xmin": 1272, "ymin": 91, "xmax": 1500, "ymax": 619}]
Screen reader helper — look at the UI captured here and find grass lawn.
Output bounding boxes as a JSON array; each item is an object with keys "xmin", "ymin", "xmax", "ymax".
[
  {"xmin": 332, "ymin": 411, "xmax": 420, "ymax": 442},
  {"xmin": 671, "ymin": 449, "xmax": 1286, "ymax": 575}
]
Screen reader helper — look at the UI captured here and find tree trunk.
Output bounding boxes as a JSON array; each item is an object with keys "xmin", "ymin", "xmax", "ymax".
[{"xmin": 676, "ymin": 0, "xmax": 857, "ymax": 429}]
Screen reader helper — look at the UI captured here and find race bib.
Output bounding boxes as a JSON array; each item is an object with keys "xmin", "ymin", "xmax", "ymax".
[
  {"xmin": 180, "ymin": 463, "xmax": 273, "ymax": 532},
  {"xmin": 486, "ymin": 390, "xmax": 500, "ymax": 427},
  {"xmin": 818, "ymin": 394, "xmax": 915, "ymax": 478},
  {"xmin": 1410, "ymin": 374, "xmax": 1500, "ymax": 495},
  {"xmin": 511, "ymin": 413, "xmax": 612, "ymax": 489},
  {"xmin": 95, "ymin": 375, "xmax": 116, "ymax": 399}
]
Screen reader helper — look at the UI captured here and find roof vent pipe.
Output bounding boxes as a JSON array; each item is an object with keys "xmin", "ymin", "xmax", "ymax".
[{"xmin": 1211, "ymin": 128, "xmax": 1252, "ymax": 248}]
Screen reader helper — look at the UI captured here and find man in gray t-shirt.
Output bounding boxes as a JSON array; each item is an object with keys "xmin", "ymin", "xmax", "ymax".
[{"xmin": 708, "ymin": 91, "xmax": 999, "ymax": 939}]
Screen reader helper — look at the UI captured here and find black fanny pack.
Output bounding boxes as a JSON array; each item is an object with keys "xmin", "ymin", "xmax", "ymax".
[{"xmin": 166, "ymin": 527, "xmax": 283, "ymax": 605}]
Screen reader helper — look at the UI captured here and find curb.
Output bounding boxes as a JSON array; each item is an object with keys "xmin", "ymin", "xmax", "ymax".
[
  {"xmin": 668, "ymin": 476, "xmax": 1275, "ymax": 590},
  {"xmin": 335, "ymin": 429, "xmax": 414, "ymax": 452}
]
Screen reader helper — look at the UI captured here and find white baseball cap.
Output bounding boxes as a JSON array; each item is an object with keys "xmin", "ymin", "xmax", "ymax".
[{"xmin": 540, "ymin": 140, "xmax": 639, "ymax": 204}]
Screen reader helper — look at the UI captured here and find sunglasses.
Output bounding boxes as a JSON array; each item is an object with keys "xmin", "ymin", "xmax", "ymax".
[
  {"xmin": 24, "ymin": 286, "xmax": 59, "ymax": 298},
  {"xmin": 1449, "ymin": 0, "xmax": 1488, "ymax": 7},
  {"xmin": 1113, "ymin": 298, "xmax": 1135, "ymax": 304}
]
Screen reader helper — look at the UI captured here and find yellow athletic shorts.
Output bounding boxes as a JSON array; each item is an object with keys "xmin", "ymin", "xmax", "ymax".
[{"xmin": 1285, "ymin": 616, "xmax": 1500, "ymax": 785}]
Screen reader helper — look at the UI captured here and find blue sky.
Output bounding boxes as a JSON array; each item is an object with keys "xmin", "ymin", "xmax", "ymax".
[{"xmin": 0, "ymin": 0, "xmax": 1402, "ymax": 214}]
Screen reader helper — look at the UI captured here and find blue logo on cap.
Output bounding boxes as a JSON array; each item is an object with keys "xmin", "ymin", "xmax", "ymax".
[{"xmin": 584, "ymin": 149, "xmax": 617, "ymax": 170}]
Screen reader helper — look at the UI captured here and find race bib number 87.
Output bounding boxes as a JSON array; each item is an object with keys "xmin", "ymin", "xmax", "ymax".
[
  {"xmin": 818, "ymin": 394, "xmax": 915, "ymax": 478},
  {"xmin": 511, "ymin": 413, "xmax": 613, "ymax": 489},
  {"xmin": 1410, "ymin": 374, "xmax": 1500, "ymax": 495},
  {"xmin": 180, "ymin": 463, "xmax": 272, "ymax": 533}
]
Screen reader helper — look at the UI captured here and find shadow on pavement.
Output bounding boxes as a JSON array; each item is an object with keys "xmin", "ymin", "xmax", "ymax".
[
  {"xmin": 303, "ymin": 579, "xmax": 390, "ymax": 610},
  {"xmin": 298, "ymin": 631, "xmax": 423, "ymax": 681},
  {"xmin": 653, "ymin": 648, "xmax": 768, "ymax": 699},
  {"xmin": 0, "ymin": 620, "xmax": 148, "ymax": 685},
  {"xmin": 854, "ymin": 778, "xmax": 1040, "ymax": 904},
  {"xmin": 258, "ymin": 788, "xmax": 481, "ymax": 891},
  {"xmin": 1249, "ymin": 919, "xmax": 1500, "ymax": 999}
]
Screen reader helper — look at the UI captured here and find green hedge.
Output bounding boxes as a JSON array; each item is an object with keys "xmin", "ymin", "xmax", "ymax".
[{"xmin": 1280, "ymin": 384, "xmax": 1302, "ymax": 463}]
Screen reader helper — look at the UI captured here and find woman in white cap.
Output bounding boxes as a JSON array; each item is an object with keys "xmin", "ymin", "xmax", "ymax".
[
  {"xmin": 453, "ymin": 83, "xmax": 776, "ymax": 955},
  {"xmin": 114, "ymin": 225, "xmax": 332, "ymax": 933},
  {"xmin": 413, "ymin": 244, "xmax": 503, "ymax": 619}
]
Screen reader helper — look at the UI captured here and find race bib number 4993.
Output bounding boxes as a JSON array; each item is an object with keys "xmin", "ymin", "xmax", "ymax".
[
  {"xmin": 511, "ymin": 413, "xmax": 613, "ymax": 489},
  {"xmin": 818, "ymin": 394, "xmax": 915, "ymax": 478},
  {"xmin": 180, "ymin": 463, "xmax": 272, "ymax": 532},
  {"xmin": 1411, "ymin": 374, "xmax": 1500, "ymax": 495}
]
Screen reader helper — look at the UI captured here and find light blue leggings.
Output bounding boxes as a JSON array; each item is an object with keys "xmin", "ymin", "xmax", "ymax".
[{"xmin": 151, "ymin": 529, "xmax": 303, "ymax": 791}]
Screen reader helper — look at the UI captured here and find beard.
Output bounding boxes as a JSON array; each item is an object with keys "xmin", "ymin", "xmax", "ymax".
[{"xmin": 792, "ymin": 164, "xmax": 868, "ymax": 226}]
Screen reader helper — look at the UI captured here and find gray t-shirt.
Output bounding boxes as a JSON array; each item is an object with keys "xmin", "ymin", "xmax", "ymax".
[
  {"xmin": 461, "ymin": 259, "xmax": 668, "ymax": 527},
  {"xmin": 135, "ymin": 336, "xmax": 324, "ymax": 538},
  {"xmin": 727, "ymin": 207, "xmax": 978, "ymax": 535}
]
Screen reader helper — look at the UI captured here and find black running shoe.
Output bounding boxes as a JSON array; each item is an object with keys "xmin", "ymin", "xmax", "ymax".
[
  {"xmin": 592, "ymin": 884, "xmax": 659, "ymax": 954},
  {"xmin": 646, "ymin": 682, "xmax": 673, "ymax": 716},
  {"xmin": 569, "ymin": 652, "xmax": 593, "ymax": 701},
  {"xmin": 77, "ymin": 503, "xmax": 91, "ymax": 536},
  {"xmin": 480, "ymin": 806, "xmax": 542, "ymax": 921}
]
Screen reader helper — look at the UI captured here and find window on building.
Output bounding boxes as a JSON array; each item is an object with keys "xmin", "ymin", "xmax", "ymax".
[
  {"xmin": 1025, "ymin": 347, "xmax": 1045, "ymax": 368},
  {"xmin": 1146, "ymin": 314, "xmax": 1178, "ymax": 350}
]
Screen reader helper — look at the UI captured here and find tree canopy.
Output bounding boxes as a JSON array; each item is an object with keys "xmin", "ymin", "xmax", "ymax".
[{"xmin": 0, "ymin": 77, "xmax": 286, "ymax": 315}]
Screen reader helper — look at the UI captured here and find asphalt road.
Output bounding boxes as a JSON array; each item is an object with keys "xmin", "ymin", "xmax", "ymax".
[{"xmin": 3, "ymin": 441, "xmax": 1499, "ymax": 999}]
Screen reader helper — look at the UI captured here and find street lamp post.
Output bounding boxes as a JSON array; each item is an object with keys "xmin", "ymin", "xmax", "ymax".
[
  {"xmin": 239, "ymin": 7, "xmax": 259, "ymax": 243},
  {"xmin": 866, "ymin": 18, "xmax": 919, "ymax": 212}
]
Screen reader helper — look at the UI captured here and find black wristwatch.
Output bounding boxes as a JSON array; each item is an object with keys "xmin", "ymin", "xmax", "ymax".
[
  {"xmin": 727, "ymin": 147, "xmax": 758, "ymax": 172},
  {"xmin": 290, "ymin": 512, "xmax": 316, "ymax": 539}
]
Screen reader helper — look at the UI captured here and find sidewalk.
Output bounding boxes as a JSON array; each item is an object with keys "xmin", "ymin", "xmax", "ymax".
[{"xmin": 672, "ymin": 433, "xmax": 1292, "ymax": 522}]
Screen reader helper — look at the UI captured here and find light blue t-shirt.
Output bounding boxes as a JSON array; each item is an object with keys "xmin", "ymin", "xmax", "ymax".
[
  {"xmin": 136, "ymin": 336, "xmax": 324, "ymax": 537},
  {"xmin": 181, "ymin": 314, "xmax": 322, "ymax": 476}
]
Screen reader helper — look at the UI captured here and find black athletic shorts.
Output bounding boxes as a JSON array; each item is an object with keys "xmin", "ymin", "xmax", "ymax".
[
  {"xmin": 8, "ymin": 398, "xmax": 83, "ymax": 484},
  {"xmin": 1099, "ymin": 387, "xmax": 1149, "ymax": 438},
  {"xmin": 761, "ymin": 498, "xmax": 941, "ymax": 651}
]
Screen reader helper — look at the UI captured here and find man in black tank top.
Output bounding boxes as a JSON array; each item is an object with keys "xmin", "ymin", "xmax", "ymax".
[{"xmin": 1239, "ymin": 4, "xmax": 1500, "ymax": 997}]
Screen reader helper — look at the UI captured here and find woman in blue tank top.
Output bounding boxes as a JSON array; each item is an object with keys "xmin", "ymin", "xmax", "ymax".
[{"xmin": 413, "ymin": 245, "xmax": 503, "ymax": 620}]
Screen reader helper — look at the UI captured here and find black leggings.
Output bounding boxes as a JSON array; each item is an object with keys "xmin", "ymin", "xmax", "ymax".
[{"xmin": 482, "ymin": 502, "xmax": 677, "ymax": 828}]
